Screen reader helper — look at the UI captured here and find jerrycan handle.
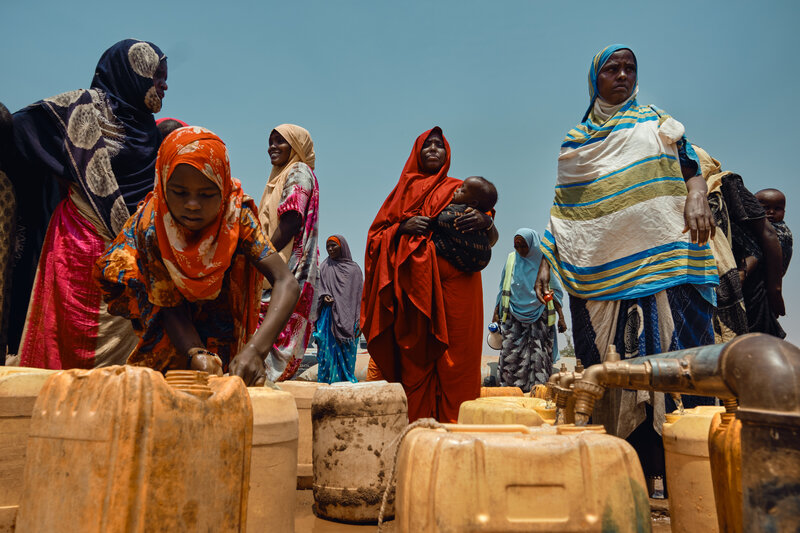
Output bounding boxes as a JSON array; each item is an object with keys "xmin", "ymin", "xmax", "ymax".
[
  {"xmin": 441, "ymin": 423, "xmax": 533, "ymax": 435},
  {"xmin": 165, "ymin": 370, "xmax": 214, "ymax": 399}
]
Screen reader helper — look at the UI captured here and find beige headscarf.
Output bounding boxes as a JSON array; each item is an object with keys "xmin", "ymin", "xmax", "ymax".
[
  {"xmin": 258, "ymin": 124, "xmax": 315, "ymax": 262},
  {"xmin": 694, "ymin": 145, "xmax": 728, "ymax": 194}
]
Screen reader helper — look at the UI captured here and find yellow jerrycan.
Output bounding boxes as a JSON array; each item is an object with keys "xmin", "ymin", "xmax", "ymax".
[
  {"xmin": 395, "ymin": 424, "xmax": 650, "ymax": 532},
  {"xmin": 458, "ymin": 396, "xmax": 554, "ymax": 425},
  {"xmin": 277, "ymin": 381, "xmax": 328, "ymax": 489},
  {"xmin": 15, "ymin": 367, "xmax": 252, "ymax": 533},
  {"xmin": 480, "ymin": 386, "xmax": 523, "ymax": 397},
  {"xmin": 662, "ymin": 405, "xmax": 724, "ymax": 533},
  {"xmin": 708, "ymin": 400, "xmax": 743, "ymax": 533},
  {"xmin": 247, "ymin": 387, "xmax": 299, "ymax": 533},
  {"xmin": 0, "ymin": 368, "xmax": 57, "ymax": 531}
]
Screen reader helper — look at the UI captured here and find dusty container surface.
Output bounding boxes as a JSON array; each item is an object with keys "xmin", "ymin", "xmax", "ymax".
[
  {"xmin": 278, "ymin": 381, "xmax": 329, "ymax": 489},
  {"xmin": 458, "ymin": 397, "xmax": 548, "ymax": 426},
  {"xmin": 311, "ymin": 381, "xmax": 408, "ymax": 523},
  {"xmin": 708, "ymin": 410, "xmax": 743, "ymax": 533},
  {"xmin": 395, "ymin": 424, "xmax": 650, "ymax": 532},
  {"xmin": 479, "ymin": 386, "xmax": 523, "ymax": 397},
  {"xmin": 662, "ymin": 406, "xmax": 724, "ymax": 533},
  {"xmin": 15, "ymin": 367, "xmax": 252, "ymax": 533},
  {"xmin": 247, "ymin": 387, "xmax": 299, "ymax": 533},
  {"xmin": 0, "ymin": 368, "xmax": 57, "ymax": 532}
]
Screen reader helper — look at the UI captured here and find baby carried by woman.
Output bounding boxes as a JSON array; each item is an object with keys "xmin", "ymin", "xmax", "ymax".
[{"xmin": 431, "ymin": 175, "xmax": 497, "ymax": 272}]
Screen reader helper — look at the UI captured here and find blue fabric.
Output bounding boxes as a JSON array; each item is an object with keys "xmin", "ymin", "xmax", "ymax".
[
  {"xmin": 313, "ymin": 305, "xmax": 358, "ymax": 384},
  {"xmin": 583, "ymin": 44, "xmax": 636, "ymax": 122},
  {"xmin": 495, "ymin": 228, "xmax": 563, "ymax": 324},
  {"xmin": 570, "ymin": 283, "xmax": 715, "ymax": 410}
]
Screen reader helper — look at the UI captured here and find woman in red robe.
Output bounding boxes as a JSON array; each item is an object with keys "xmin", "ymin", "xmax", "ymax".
[{"xmin": 361, "ymin": 127, "xmax": 498, "ymax": 422}]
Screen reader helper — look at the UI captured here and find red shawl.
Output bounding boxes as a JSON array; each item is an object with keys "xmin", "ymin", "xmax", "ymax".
[{"xmin": 360, "ymin": 127, "xmax": 462, "ymax": 381}]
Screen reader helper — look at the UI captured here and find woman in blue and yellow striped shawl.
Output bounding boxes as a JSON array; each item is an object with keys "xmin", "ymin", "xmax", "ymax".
[{"xmin": 535, "ymin": 45, "xmax": 719, "ymax": 482}]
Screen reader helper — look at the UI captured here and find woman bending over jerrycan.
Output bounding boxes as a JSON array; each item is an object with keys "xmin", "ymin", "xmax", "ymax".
[{"xmin": 95, "ymin": 126, "xmax": 299, "ymax": 386}]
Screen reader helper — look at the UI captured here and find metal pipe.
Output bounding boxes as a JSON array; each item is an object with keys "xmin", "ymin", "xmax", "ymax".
[{"xmin": 572, "ymin": 333, "xmax": 800, "ymax": 531}]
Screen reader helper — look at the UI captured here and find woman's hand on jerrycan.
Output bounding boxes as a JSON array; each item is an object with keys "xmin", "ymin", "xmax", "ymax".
[{"xmin": 229, "ymin": 346, "xmax": 268, "ymax": 387}]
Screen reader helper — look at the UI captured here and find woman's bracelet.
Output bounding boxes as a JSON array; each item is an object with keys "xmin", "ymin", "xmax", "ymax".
[{"xmin": 485, "ymin": 216, "xmax": 495, "ymax": 231}]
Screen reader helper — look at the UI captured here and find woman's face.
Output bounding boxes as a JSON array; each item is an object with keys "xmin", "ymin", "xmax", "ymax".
[
  {"xmin": 153, "ymin": 60, "xmax": 168, "ymax": 101},
  {"xmin": 268, "ymin": 130, "xmax": 292, "ymax": 167},
  {"xmin": 513, "ymin": 235, "xmax": 529, "ymax": 257},
  {"xmin": 596, "ymin": 49, "xmax": 637, "ymax": 105},
  {"xmin": 326, "ymin": 240, "xmax": 342, "ymax": 260},
  {"xmin": 165, "ymin": 164, "xmax": 222, "ymax": 231},
  {"xmin": 420, "ymin": 132, "xmax": 447, "ymax": 174}
]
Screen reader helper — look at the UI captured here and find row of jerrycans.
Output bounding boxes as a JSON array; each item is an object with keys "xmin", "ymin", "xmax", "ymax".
[
  {"xmin": 2, "ymin": 364, "xmax": 743, "ymax": 533},
  {"xmin": 0, "ymin": 366, "xmax": 298, "ymax": 533}
]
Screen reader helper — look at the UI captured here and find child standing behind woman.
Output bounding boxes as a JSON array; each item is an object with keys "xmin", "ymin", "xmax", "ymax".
[{"xmin": 95, "ymin": 127, "xmax": 299, "ymax": 385}]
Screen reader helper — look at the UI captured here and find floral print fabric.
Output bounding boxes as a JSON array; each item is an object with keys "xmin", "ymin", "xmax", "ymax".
[{"xmin": 261, "ymin": 161, "xmax": 320, "ymax": 381}]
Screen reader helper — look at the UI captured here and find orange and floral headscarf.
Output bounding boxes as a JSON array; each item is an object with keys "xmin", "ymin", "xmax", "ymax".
[{"xmin": 146, "ymin": 126, "xmax": 245, "ymax": 302}]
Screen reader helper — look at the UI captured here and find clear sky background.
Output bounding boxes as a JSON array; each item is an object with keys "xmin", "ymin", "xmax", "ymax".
[{"xmin": 2, "ymin": 0, "xmax": 799, "ymax": 351}]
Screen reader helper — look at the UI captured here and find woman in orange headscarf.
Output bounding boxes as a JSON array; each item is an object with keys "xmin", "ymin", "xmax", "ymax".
[
  {"xmin": 361, "ymin": 127, "xmax": 498, "ymax": 422},
  {"xmin": 95, "ymin": 126, "xmax": 299, "ymax": 385}
]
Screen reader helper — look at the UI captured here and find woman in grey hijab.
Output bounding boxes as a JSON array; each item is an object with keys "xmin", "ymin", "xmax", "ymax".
[{"xmin": 313, "ymin": 235, "xmax": 363, "ymax": 383}]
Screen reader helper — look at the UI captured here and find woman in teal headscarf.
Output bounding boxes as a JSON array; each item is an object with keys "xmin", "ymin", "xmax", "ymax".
[{"xmin": 493, "ymin": 229, "xmax": 566, "ymax": 391}]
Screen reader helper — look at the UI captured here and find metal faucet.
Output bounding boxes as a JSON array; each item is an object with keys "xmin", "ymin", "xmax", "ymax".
[{"xmin": 571, "ymin": 333, "xmax": 800, "ymax": 531}]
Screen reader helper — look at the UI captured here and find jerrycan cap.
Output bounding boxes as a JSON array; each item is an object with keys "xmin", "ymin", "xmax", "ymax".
[{"xmin": 165, "ymin": 370, "xmax": 213, "ymax": 399}]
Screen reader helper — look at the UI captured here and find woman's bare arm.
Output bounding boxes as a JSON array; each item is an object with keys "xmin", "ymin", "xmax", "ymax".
[
  {"xmin": 161, "ymin": 304, "xmax": 222, "ymax": 375},
  {"xmin": 229, "ymin": 253, "xmax": 300, "ymax": 385},
  {"xmin": 269, "ymin": 211, "xmax": 303, "ymax": 252}
]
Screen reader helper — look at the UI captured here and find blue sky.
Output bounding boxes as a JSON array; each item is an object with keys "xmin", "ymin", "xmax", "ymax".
[{"xmin": 2, "ymin": 0, "xmax": 799, "ymax": 349}]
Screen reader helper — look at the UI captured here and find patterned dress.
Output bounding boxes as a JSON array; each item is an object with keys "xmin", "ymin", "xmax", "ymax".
[
  {"xmin": 261, "ymin": 162, "xmax": 320, "ymax": 381},
  {"xmin": 96, "ymin": 205, "xmax": 271, "ymax": 372},
  {"xmin": 96, "ymin": 127, "xmax": 271, "ymax": 373}
]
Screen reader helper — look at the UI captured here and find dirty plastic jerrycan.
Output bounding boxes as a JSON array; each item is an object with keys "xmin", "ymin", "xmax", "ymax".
[
  {"xmin": 312, "ymin": 381, "xmax": 408, "ymax": 523},
  {"xmin": 247, "ymin": 387, "xmax": 299, "ymax": 533},
  {"xmin": 395, "ymin": 424, "xmax": 650, "ymax": 532},
  {"xmin": 16, "ymin": 367, "xmax": 252, "ymax": 533},
  {"xmin": 0, "ymin": 368, "xmax": 57, "ymax": 531},
  {"xmin": 277, "ymin": 381, "xmax": 328, "ymax": 489},
  {"xmin": 662, "ymin": 406, "xmax": 724, "ymax": 533}
]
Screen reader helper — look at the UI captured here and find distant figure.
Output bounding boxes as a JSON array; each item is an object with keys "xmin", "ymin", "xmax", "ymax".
[
  {"xmin": 361, "ymin": 127, "xmax": 498, "ymax": 423},
  {"xmin": 156, "ymin": 117, "xmax": 188, "ymax": 141},
  {"xmin": 492, "ymin": 229, "xmax": 566, "ymax": 392},
  {"xmin": 95, "ymin": 127, "xmax": 299, "ymax": 385},
  {"xmin": 431, "ymin": 175, "xmax": 497, "ymax": 272},
  {"xmin": 313, "ymin": 235, "xmax": 363, "ymax": 384},
  {"xmin": 756, "ymin": 188, "xmax": 792, "ymax": 276},
  {"xmin": 257, "ymin": 124, "xmax": 320, "ymax": 381},
  {"xmin": 8, "ymin": 39, "xmax": 168, "ymax": 369}
]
